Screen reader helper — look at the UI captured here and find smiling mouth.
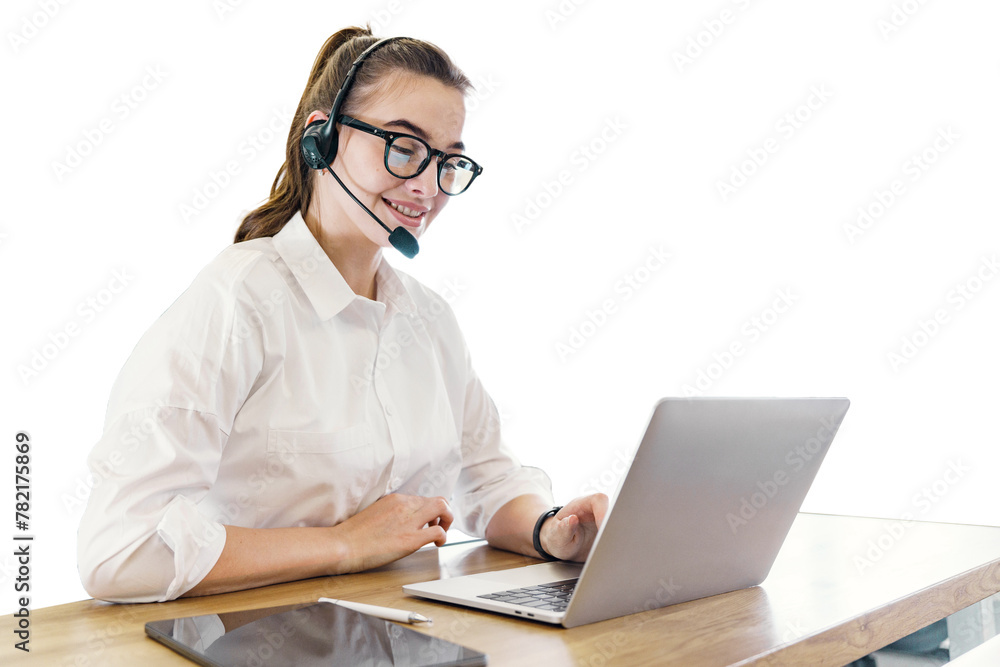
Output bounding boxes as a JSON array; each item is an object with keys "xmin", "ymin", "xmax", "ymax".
[{"xmin": 384, "ymin": 199, "xmax": 426, "ymax": 219}]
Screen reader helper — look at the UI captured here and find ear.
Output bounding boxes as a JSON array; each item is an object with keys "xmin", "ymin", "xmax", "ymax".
[{"xmin": 306, "ymin": 110, "xmax": 329, "ymax": 126}]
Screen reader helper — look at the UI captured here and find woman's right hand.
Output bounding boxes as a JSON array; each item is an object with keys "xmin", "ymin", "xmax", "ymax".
[
  {"xmin": 333, "ymin": 493, "xmax": 454, "ymax": 573},
  {"xmin": 182, "ymin": 494, "xmax": 453, "ymax": 598}
]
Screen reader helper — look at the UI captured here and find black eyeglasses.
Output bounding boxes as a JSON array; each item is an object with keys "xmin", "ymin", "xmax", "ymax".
[{"xmin": 337, "ymin": 115, "xmax": 483, "ymax": 196}]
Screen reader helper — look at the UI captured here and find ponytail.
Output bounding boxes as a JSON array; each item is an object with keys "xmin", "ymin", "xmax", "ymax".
[{"xmin": 233, "ymin": 26, "xmax": 372, "ymax": 242}]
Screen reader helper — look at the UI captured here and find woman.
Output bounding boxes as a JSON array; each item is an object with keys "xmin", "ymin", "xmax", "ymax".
[{"xmin": 77, "ymin": 26, "xmax": 607, "ymax": 603}]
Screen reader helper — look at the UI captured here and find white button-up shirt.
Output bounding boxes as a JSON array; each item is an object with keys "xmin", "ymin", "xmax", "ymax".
[{"xmin": 77, "ymin": 212, "xmax": 553, "ymax": 603}]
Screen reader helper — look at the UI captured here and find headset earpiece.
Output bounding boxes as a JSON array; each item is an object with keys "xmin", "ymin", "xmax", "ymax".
[{"xmin": 301, "ymin": 118, "xmax": 337, "ymax": 170}]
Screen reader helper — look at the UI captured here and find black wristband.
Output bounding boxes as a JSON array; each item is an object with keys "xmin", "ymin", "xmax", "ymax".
[{"xmin": 533, "ymin": 506, "xmax": 563, "ymax": 561}]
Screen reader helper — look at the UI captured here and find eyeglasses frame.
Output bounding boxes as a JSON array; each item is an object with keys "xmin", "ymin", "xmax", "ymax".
[{"xmin": 336, "ymin": 114, "xmax": 483, "ymax": 195}]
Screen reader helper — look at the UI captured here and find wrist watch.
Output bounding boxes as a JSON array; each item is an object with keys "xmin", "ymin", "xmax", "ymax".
[{"xmin": 533, "ymin": 506, "xmax": 563, "ymax": 561}]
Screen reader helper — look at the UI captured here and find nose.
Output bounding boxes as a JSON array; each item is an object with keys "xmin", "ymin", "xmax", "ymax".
[{"xmin": 406, "ymin": 157, "xmax": 440, "ymax": 198}]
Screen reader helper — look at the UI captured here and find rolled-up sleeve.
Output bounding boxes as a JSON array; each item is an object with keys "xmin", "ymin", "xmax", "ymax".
[
  {"xmin": 78, "ymin": 408, "xmax": 229, "ymax": 602},
  {"xmin": 77, "ymin": 250, "xmax": 263, "ymax": 602}
]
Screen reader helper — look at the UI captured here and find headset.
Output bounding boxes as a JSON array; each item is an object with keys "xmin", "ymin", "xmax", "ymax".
[{"xmin": 300, "ymin": 36, "xmax": 420, "ymax": 258}]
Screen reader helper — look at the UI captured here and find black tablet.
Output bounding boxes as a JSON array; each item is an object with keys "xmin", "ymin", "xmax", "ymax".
[{"xmin": 145, "ymin": 601, "xmax": 487, "ymax": 666}]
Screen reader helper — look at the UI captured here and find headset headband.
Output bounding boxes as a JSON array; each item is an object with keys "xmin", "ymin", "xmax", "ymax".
[{"xmin": 329, "ymin": 36, "xmax": 401, "ymax": 124}]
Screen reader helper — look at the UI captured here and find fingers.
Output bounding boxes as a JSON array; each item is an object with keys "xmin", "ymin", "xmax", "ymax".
[
  {"xmin": 561, "ymin": 493, "xmax": 609, "ymax": 525},
  {"xmin": 428, "ymin": 525, "xmax": 448, "ymax": 547},
  {"xmin": 415, "ymin": 496, "xmax": 453, "ymax": 532},
  {"xmin": 426, "ymin": 496, "xmax": 453, "ymax": 547},
  {"xmin": 422, "ymin": 518, "xmax": 448, "ymax": 547},
  {"xmin": 400, "ymin": 495, "xmax": 453, "ymax": 548},
  {"xmin": 412, "ymin": 496, "xmax": 451, "ymax": 549},
  {"xmin": 591, "ymin": 493, "xmax": 609, "ymax": 526},
  {"xmin": 434, "ymin": 496, "xmax": 454, "ymax": 532}
]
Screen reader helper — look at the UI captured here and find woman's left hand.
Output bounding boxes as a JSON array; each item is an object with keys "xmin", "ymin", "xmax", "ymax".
[{"xmin": 538, "ymin": 493, "xmax": 609, "ymax": 562}]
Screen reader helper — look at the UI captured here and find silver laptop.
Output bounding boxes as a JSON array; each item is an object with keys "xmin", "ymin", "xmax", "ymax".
[{"xmin": 404, "ymin": 397, "xmax": 850, "ymax": 627}]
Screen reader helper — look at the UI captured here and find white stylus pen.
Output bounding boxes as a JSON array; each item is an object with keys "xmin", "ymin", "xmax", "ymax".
[{"xmin": 318, "ymin": 597, "xmax": 433, "ymax": 624}]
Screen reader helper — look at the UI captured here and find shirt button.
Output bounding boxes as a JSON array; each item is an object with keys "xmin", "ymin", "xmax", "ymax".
[
  {"xmin": 391, "ymin": 477, "xmax": 403, "ymax": 488},
  {"xmin": 385, "ymin": 404, "xmax": 394, "ymax": 417}
]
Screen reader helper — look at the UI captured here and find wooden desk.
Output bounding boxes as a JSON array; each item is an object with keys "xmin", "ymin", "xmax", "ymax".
[{"xmin": 6, "ymin": 513, "xmax": 1000, "ymax": 666}]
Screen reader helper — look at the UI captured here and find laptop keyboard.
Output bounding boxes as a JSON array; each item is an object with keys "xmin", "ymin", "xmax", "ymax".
[{"xmin": 476, "ymin": 578, "xmax": 578, "ymax": 612}]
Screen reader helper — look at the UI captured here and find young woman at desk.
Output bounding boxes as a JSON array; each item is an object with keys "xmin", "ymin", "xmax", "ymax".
[{"xmin": 77, "ymin": 27, "xmax": 607, "ymax": 603}]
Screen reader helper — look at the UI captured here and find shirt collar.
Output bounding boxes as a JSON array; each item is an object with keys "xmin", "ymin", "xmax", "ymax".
[
  {"xmin": 273, "ymin": 211, "xmax": 418, "ymax": 321},
  {"xmin": 273, "ymin": 212, "xmax": 355, "ymax": 320},
  {"xmin": 375, "ymin": 260, "xmax": 418, "ymax": 318}
]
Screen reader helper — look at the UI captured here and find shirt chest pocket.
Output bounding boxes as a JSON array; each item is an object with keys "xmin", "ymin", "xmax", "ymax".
[{"xmin": 257, "ymin": 426, "xmax": 375, "ymax": 527}]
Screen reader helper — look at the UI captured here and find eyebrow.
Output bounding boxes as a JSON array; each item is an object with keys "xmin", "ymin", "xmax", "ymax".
[{"xmin": 385, "ymin": 118, "xmax": 465, "ymax": 152}]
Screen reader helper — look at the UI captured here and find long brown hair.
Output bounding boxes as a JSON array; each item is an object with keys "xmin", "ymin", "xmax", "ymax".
[{"xmin": 233, "ymin": 27, "xmax": 473, "ymax": 243}]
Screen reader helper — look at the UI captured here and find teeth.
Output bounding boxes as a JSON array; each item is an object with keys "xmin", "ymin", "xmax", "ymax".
[{"xmin": 388, "ymin": 201, "xmax": 422, "ymax": 218}]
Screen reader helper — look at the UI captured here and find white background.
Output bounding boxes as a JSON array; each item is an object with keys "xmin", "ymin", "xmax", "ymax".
[{"xmin": 1, "ymin": 0, "xmax": 998, "ymax": 614}]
